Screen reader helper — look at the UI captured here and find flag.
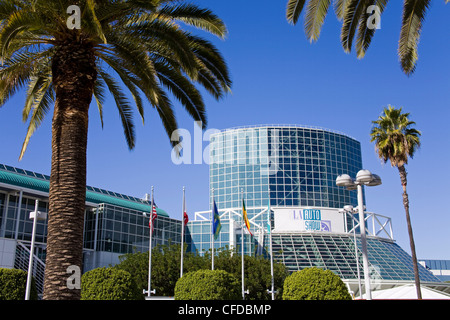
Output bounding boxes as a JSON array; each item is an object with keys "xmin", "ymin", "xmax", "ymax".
[
  {"xmin": 149, "ymin": 204, "xmax": 157, "ymax": 232},
  {"xmin": 242, "ymin": 199, "xmax": 252, "ymax": 236},
  {"xmin": 183, "ymin": 188, "xmax": 189, "ymax": 226},
  {"xmin": 266, "ymin": 201, "xmax": 271, "ymax": 234},
  {"xmin": 183, "ymin": 210, "xmax": 189, "ymax": 226},
  {"xmin": 212, "ymin": 200, "xmax": 221, "ymax": 240}
]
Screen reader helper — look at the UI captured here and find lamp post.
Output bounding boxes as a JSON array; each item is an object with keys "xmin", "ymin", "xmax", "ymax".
[
  {"xmin": 336, "ymin": 169, "xmax": 381, "ymax": 300},
  {"xmin": 340, "ymin": 205, "xmax": 362, "ymax": 299},
  {"xmin": 25, "ymin": 199, "xmax": 47, "ymax": 300}
]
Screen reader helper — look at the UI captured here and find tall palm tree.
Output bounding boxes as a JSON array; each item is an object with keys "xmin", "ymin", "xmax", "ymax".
[
  {"xmin": 0, "ymin": 0, "xmax": 231, "ymax": 300},
  {"xmin": 370, "ymin": 105, "xmax": 422, "ymax": 299},
  {"xmin": 286, "ymin": 0, "xmax": 449, "ymax": 75}
]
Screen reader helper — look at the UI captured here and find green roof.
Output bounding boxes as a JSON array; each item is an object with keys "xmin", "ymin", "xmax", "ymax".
[{"xmin": 0, "ymin": 165, "xmax": 169, "ymax": 217}]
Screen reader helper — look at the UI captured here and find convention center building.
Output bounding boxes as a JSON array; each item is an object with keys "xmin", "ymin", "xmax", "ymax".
[
  {"xmin": 1, "ymin": 124, "xmax": 448, "ymax": 298},
  {"xmin": 184, "ymin": 125, "xmax": 450, "ymax": 297},
  {"xmin": 0, "ymin": 163, "xmax": 181, "ymax": 296}
]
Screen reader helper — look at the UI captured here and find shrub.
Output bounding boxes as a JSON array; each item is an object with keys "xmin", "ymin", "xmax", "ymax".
[
  {"xmin": 0, "ymin": 268, "xmax": 38, "ymax": 300},
  {"xmin": 174, "ymin": 269, "xmax": 240, "ymax": 300},
  {"xmin": 282, "ymin": 267, "xmax": 352, "ymax": 300},
  {"xmin": 81, "ymin": 267, "xmax": 142, "ymax": 300}
]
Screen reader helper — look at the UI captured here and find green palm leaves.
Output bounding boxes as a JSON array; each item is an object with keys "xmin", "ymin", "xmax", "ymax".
[
  {"xmin": 286, "ymin": 0, "xmax": 441, "ymax": 75},
  {"xmin": 0, "ymin": 0, "xmax": 231, "ymax": 159},
  {"xmin": 370, "ymin": 105, "xmax": 421, "ymax": 167}
]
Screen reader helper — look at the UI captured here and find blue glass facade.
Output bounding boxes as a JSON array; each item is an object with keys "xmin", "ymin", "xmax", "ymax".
[{"xmin": 209, "ymin": 126, "xmax": 362, "ymax": 210}]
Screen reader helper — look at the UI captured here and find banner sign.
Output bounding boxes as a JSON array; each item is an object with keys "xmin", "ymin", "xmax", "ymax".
[{"xmin": 274, "ymin": 208, "xmax": 345, "ymax": 233}]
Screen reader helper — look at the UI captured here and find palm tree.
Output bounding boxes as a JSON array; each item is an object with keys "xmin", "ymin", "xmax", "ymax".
[
  {"xmin": 0, "ymin": 0, "xmax": 231, "ymax": 300},
  {"xmin": 370, "ymin": 105, "xmax": 422, "ymax": 299},
  {"xmin": 286, "ymin": 0, "xmax": 449, "ymax": 75}
]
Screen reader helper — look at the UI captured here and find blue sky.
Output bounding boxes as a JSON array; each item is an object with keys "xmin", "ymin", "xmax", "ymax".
[{"xmin": 0, "ymin": 1, "xmax": 449, "ymax": 259}]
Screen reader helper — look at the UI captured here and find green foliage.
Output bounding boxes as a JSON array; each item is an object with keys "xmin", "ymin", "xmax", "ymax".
[
  {"xmin": 370, "ymin": 105, "xmax": 421, "ymax": 168},
  {"xmin": 174, "ymin": 269, "xmax": 240, "ymax": 300},
  {"xmin": 81, "ymin": 267, "xmax": 142, "ymax": 300},
  {"xmin": 283, "ymin": 267, "xmax": 351, "ymax": 300},
  {"xmin": 0, "ymin": 0, "xmax": 232, "ymax": 159},
  {"xmin": 115, "ymin": 244, "xmax": 288, "ymax": 299},
  {"xmin": 0, "ymin": 268, "xmax": 37, "ymax": 300},
  {"xmin": 286, "ymin": 0, "xmax": 438, "ymax": 75}
]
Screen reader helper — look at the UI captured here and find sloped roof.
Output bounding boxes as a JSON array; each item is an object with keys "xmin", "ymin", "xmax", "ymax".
[
  {"xmin": 0, "ymin": 164, "xmax": 169, "ymax": 217},
  {"xmin": 364, "ymin": 284, "xmax": 450, "ymax": 300}
]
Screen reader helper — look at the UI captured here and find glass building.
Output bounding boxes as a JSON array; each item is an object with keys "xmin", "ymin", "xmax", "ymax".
[
  {"xmin": 209, "ymin": 125, "xmax": 362, "ymax": 210},
  {"xmin": 0, "ymin": 163, "xmax": 181, "ymax": 296},
  {"xmin": 185, "ymin": 125, "xmax": 449, "ymax": 296}
]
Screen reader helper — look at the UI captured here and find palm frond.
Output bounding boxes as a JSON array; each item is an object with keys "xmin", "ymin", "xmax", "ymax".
[
  {"xmin": 19, "ymin": 78, "xmax": 53, "ymax": 160},
  {"xmin": 156, "ymin": 3, "xmax": 228, "ymax": 39},
  {"xmin": 98, "ymin": 71, "xmax": 136, "ymax": 150},
  {"xmin": 334, "ymin": 0, "xmax": 351, "ymax": 20},
  {"xmin": 93, "ymin": 76, "xmax": 106, "ymax": 128},
  {"xmin": 398, "ymin": 0, "xmax": 431, "ymax": 75},
  {"xmin": 286, "ymin": 0, "xmax": 308, "ymax": 25},
  {"xmin": 304, "ymin": 0, "xmax": 332, "ymax": 42},
  {"xmin": 186, "ymin": 34, "xmax": 232, "ymax": 95},
  {"xmin": 341, "ymin": 0, "xmax": 371, "ymax": 53},
  {"xmin": 84, "ymin": 0, "xmax": 108, "ymax": 44},
  {"xmin": 355, "ymin": 0, "xmax": 389, "ymax": 58},
  {"xmin": 155, "ymin": 61, "xmax": 206, "ymax": 125},
  {"xmin": 0, "ymin": 51, "xmax": 50, "ymax": 107}
]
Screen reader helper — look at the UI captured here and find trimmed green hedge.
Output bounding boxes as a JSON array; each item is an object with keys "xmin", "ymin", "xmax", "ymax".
[
  {"xmin": 174, "ymin": 269, "xmax": 241, "ymax": 300},
  {"xmin": 0, "ymin": 268, "xmax": 38, "ymax": 300},
  {"xmin": 283, "ymin": 267, "xmax": 352, "ymax": 300},
  {"xmin": 81, "ymin": 267, "xmax": 142, "ymax": 300}
]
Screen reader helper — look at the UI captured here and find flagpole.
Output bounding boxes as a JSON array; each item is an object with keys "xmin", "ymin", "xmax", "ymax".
[
  {"xmin": 147, "ymin": 186, "xmax": 154, "ymax": 298},
  {"xmin": 180, "ymin": 186, "xmax": 185, "ymax": 278},
  {"xmin": 211, "ymin": 187, "xmax": 215, "ymax": 270},
  {"xmin": 268, "ymin": 202, "xmax": 275, "ymax": 300},
  {"xmin": 241, "ymin": 188, "xmax": 245, "ymax": 300}
]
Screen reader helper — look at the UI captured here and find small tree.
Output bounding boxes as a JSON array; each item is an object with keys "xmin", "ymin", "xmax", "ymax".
[
  {"xmin": 283, "ymin": 267, "xmax": 351, "ymax": 300},
  {"xmin": 175, "ymin": 269, "xmax": 240, "ymax": 300},
  {"xmin": 0, "ymin": 268, "xmax": 38, "ymax": 300},
  {"xmin": 81, "ymin": 267, "xmax": 142, "ymax": 300}
]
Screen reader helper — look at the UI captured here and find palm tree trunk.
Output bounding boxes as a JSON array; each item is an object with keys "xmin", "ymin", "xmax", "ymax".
[
  {"xmin": 43, "ymin": 37, "xmax": 97, "ymax": 300},
  {"xmin": 398, "ymin": 164, "xmax": 422, "ymax": 300}
]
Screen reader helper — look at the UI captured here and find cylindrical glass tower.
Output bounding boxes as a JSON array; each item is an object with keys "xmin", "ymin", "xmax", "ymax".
[{"xmin": 209, "ymin": 125, "xmax": 363, "ymax": 211}]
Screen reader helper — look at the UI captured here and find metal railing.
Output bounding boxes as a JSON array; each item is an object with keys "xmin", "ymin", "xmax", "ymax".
[
  {"xmin": 14, "ymin": 242, "xmax": 46, "ymax": 297},
  {"xmin": 194, "ymin": 206, "xmax": 394, "ymax": 240}
]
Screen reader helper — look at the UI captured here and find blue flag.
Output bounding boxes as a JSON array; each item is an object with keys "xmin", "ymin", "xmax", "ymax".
[{"xmin": 212, "ymin": 200, "xmax": 222, "ymax": 240}]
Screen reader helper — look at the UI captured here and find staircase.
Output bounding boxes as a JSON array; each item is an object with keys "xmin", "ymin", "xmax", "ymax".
[{"xmin": 14, "ymin": 242, "xmax": 46, "ymax": 298}]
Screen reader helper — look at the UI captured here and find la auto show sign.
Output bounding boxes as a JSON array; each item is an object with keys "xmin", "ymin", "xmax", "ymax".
[{"xmin": 273, "ymin": 208, "xmax": 345, "ymax": 234}]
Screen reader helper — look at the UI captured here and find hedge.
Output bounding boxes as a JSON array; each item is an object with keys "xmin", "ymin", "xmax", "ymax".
[
  {"xmin": 174, "ymin": 269, "xmax": 241, "ymax": 300},
  {"xmin": 0, "ymin": 268, "xmax": 38, "ymax": 300},
  {"xmin": 283, "ymin": 267, "xmax": 352, "ymax": 300},
  {"xmin": 81, "ymin": 267, "xmax": 142, "ymax": 300}
]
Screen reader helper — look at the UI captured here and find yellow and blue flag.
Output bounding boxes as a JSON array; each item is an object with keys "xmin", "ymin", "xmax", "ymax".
[
  {"xmin": 212, "ymin": 200, "xmax": 221, "ymax": 240},
  {"xmin": 242, "ymin": 199, "xmax": 252, "ymax": 236}
]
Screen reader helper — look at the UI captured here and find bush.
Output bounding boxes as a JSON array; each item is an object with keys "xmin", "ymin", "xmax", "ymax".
[
  {"xmin": 0, "ymin": 268, "xmax": 38, "ymax": 300},
  {"xmin": 174, "ymin": 269, "xmax": 240, "ymax": 300},
  {"xmin": 81, "ymin": 267, "xmax": 142, "ymax": 300},
  {"xmin": 282, "ymin": 267, "xmax": 352, "ymax": 300}
]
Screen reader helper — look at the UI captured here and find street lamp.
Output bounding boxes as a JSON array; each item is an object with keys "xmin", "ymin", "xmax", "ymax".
[
  {"xmin": 340, "ymin": 205, "xmax": 362, "ymax": 299},
  {"xmin": 336, "ymin": 169, "xmax": 382, "ymax": 300},
  {"xmin": 25, "ymin": 199, "xmax": 47, "ymax": 300}
]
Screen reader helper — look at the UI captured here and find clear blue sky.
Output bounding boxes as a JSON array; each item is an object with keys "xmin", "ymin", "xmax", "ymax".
[{"xmin": 0, "ymin": 1, "xmax": 449, "ymax": 259}]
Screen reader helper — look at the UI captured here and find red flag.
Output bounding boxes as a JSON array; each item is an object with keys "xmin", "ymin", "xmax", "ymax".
[
  {"xmin": 149, "ymin": 204, "xmax": 157, "ymax": 231},
  {"xmin": 183, "ymin": 211, "xmax": 189, "ymax": 226}
]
